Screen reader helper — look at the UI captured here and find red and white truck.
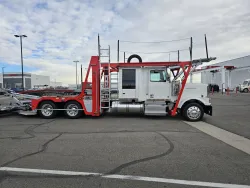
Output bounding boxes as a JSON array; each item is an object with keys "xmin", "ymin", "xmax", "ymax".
[{"xmin": 19, "ymin": 36, "xmax": 215, "ymax": 121}]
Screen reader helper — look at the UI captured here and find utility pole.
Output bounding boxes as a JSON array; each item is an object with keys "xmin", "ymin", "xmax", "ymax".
[
  {"xmin": 73, "ymin": 60, "xmax": 79, "ymax": 89},
  {"xmin": 2, "ymin": 67, "xmax": 5, "ymax": 88},
  {"xmin": 14, "ymin": 35, "xmax": 27, "ymax": 91}
]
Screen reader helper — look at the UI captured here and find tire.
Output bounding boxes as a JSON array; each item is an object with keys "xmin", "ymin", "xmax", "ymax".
[
  {"xmin": 243, "ymin": 88, "xmax": 249, "ymax": 93},
  {"xmin": 38, "ymin": 101, "xmax": 57, "ymax": 119},
  {"xmin": 64, "ymin": 101, "xmax": 83, "ymax": 119},
  {"xmin": 182, "ymin": 103, "xmax": 204, "ymax": 122},
  {"xmin": 127, "ymin": 54, "xmax": 142, "ymax": 63}
]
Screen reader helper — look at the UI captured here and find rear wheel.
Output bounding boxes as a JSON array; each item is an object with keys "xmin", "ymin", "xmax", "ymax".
[
  {"xmin": 64, "ymin": 101, "xmax": 83, "ymax": 119},
  {"xmin": 38, "ymin": 101, "xmax": 57, "ymax": 119},
  {"xmin": 182, "ymin": 103, "xmax": 204, "ymax": 122}
]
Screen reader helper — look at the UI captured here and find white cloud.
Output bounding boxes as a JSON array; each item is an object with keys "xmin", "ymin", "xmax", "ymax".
[{"xmin": 0, "ymin": 0, "xmax": 250, "ymax": 85}]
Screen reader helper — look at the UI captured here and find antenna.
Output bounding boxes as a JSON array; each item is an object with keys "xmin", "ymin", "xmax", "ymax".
[
  {"xmin": 124, "ymin": 52, "xmax": 126, "ymax": 63},
  {"xmin": 205, "ymin": 34, "xmax": 209, "ymax": 59},
  {"xmin": 178, "ymin": 50, "xmax": 180, "ymax": 62},
  {"xmin": 189, "ymin": 37, "xmax": 193, "ymax": 61},
  {"xmin": 117, "ymin": 40, "xmax": 120, "ymax": 62},
  {"xmin": 98, "ymin": 34, "xmax": 100, "ymax": 58}
]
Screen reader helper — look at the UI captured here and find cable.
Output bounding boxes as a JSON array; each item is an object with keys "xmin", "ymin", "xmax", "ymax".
[
  {"xmin": 119, "ymin": 38, "xmax": 190, "ymax": 43},
  {"xmin": 119, "ymin": 49, "xmax": 189, "ymax": 54}
]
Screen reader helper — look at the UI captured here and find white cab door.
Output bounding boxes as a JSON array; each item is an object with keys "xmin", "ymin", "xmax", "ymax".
[{"xmin": 148, "ymin": 69, "xmax": 170, "ymax": 99}]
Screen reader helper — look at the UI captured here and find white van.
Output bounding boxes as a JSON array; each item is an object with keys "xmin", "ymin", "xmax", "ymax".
[{"xmin": 239, "ymin": 79, "xmax": 250, "ymax": 93}]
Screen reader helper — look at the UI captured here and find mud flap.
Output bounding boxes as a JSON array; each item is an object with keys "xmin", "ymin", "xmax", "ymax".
[{"xmin": 204, "ymin": 105, "xmax": 212, "ymax": 116}]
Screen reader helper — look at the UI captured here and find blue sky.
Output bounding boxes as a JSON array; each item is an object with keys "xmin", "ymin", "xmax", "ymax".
[{"xmin": 0, "ymin": 0, "xmax": 250, "ymax": 84}]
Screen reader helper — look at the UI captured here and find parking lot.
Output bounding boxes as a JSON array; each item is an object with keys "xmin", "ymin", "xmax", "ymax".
[{"xmin": 0, "ymin": 93, "xmax": 250, "ymax": 188}]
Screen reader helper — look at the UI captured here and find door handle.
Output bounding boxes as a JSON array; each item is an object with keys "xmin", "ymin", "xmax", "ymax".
[{"xmin": 123, "ymin": 93, "xmax": 125, "ymax": 94}]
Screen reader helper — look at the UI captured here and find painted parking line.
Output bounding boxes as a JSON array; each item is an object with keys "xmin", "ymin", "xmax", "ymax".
[
  {"xmin": 0, "ymin": 167, "xmax": 250, "ymax": 188},
  {"xmin": 184, "ymin": 121, "xmax": 250, "ymax": 155},
  {"xmin": 0, "ymin": 167, "xmax": 100, "ymax": 176}
]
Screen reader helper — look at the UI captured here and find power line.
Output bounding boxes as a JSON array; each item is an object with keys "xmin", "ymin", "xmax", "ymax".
[
  {"xmin": 119, "ymin": 38, "xmax": 190, "ymax": 43},
  {"xmin": 119, "ymin": 49, "xmax": 189, "ymax": 54}
]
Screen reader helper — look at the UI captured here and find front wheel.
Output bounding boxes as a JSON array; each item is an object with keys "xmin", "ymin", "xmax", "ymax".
[
  {"xmin": 243, "ymin": 88, "xmax": 249, "ymax": 93},
  {"xmin": 182, "ymin": 103, "xmax": 204, "ymax": 122}
]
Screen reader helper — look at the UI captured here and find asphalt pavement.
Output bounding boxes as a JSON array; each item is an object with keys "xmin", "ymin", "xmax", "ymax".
[
  {"xmin": 0, "ymin": 109, "xmax": 250, "ymax": 187},
  {"xmin": 204, "ymin": 92, "xmax": 250, "ymax": 139}
]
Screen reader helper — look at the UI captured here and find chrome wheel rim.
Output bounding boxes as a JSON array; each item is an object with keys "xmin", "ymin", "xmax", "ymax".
[
  {"xmin": 187, "ymin": 106, "xmax": 201, "ymax": 120},
  {"xmin": 41, "ymin": 104, "xmax": 53, "ymax": 117},
  {"xmin": 66, "ymin": 104, "xmax": 78, "ymax": 117}
]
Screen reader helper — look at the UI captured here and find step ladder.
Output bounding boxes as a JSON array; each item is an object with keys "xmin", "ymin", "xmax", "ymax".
[
  {"xmin": 99, "ymin": 44, "xmax": 111, "ymax": 111},
  {"xmin": 98, "ymin": 35, "xmax": 119, "ymax": 112}
]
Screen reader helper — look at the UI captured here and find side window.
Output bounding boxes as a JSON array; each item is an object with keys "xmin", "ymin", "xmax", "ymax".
[
  {"xmin": 248, "ymin": 81, "xmax": 250, "ymax": 86},
  {"xmin": 150, "ymin": 70, "xmax": 166, "ymax": 82},
  {"xmin": 122, "ymin": 69, "xmax": 136, "ymax": 89}
]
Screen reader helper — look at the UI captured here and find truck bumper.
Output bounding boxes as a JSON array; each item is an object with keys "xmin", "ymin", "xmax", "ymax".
[{"xmin": 204, "ymin": 105, "xmax": 212, "ymax": 116}]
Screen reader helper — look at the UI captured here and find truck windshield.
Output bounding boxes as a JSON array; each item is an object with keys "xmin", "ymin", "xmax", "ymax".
[{"xmin": 243, "ymin": 81, "xmax": 248, "ymax": 85}]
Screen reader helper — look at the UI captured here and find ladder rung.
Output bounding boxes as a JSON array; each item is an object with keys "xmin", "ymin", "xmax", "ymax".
[
  {"xmin": 101, "ymin": 106, "xmax": 110, "ymax": 109},
  {"xmin": 100, "ymin": 56, "xmax": 109, "ymax": 57},
  {"xmin": 101, "ymin": 49, "xmax": 109, "ymax": 50}
]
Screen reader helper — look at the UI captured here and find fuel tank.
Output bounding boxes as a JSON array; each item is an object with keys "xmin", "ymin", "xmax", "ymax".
[{"xmin": 110, "ymin": 101, "xmax": 144, "ymax": 113}]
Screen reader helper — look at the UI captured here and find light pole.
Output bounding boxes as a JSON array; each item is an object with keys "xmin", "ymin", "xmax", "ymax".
[
  {"xmin": 81, "ymin": 64, "xmax": 83, "ymax": 89},
  {"xmin": 2, "ymin": 67, "xmax": 5, "ymax": 88},
  {"xmin": 14, "ymin": 34, "xmax": 27, "ymax": 91},
  {"xmin": 73, "ymin": 60, "xmax": 79, "ymax": 89}
]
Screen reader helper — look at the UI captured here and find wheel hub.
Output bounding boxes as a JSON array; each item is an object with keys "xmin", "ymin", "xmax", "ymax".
[
  {"xmin": 187, "ymin": 106, "xmax": 201, "ymax": 120},
  {"xmin": 66, "ymin": 104, "xmax": 79, "ymax": 117},
  {"xmin": 41, "ymin": 104, "xmax": 53, "ymax": 116}
]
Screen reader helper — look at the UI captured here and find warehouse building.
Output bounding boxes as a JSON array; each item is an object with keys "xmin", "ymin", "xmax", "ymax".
[
  {"xmin": 197, "ymin": 55, "xmax": 250, "ymax": 89},
  {"xmin": 0, "ymin": 72, "xmax": 50, "ymax": 89}
]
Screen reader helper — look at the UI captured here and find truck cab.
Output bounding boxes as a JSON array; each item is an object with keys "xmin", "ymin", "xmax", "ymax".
[
  {"xmin": 117, "ymin": 67, "xmax": 212, "ymax": 121},
  {"xmin": 118, "ymin": 67, "xmax": 171, "ymax": 102}
]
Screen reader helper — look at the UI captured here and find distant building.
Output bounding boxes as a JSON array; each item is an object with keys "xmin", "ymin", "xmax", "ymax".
[
  {"xmin": 200, "ymin": 55, "xmax": 250, "ymax": 89},
  {"xmin": 0, "ymin": 72, "xmax": 50, "ymax": 89}
]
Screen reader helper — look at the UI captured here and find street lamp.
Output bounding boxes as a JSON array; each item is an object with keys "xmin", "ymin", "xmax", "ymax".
[
  {"xmin": 14, "ymin": 34, "xmax": 27, "ymax": 91},
  {"xmin": 73, "ymin": 60, "xmax": 79, "ymax": 89},
  {"xmin": 2, "ymin": 67, "xmax": 5, "ymax": 88}
]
